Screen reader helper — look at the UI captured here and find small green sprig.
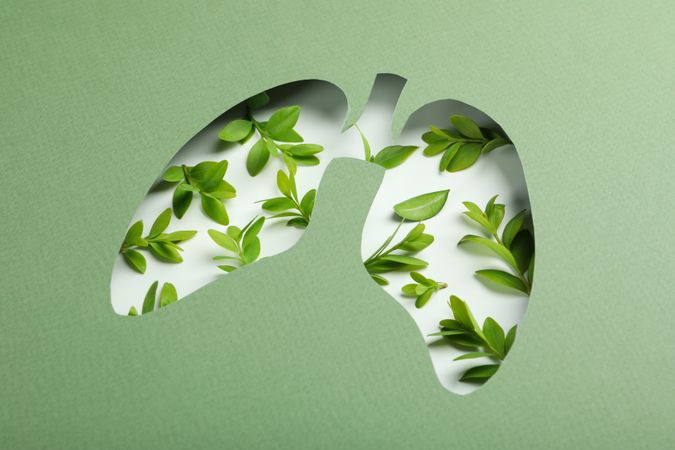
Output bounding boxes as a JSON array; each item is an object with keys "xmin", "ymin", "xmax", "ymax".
[
  {"xmin": 128, "ymin": 280, "xmax": 178, "ymax": 316},
  {"xmin": 258, "ymin": 168, "xmax": 315, "ymax": 229},
  {"xmin": 401, "ymin": 272, "xmax": 448, "ymax": 308},
  {"xmin": 364, "ymin": 190, "xmax": 450, "ymax": 285},
  {"xmin": 162, "ymin": 160, "xmax": 236, "ymax": 225},
  {"xmin": 208, "ymin": 216, "xmax": 265, "ymax": 272},
  {"xmin": 353, "ymin": 123, "xmax": 418, "ymax": 169},
  {"xmin": 429, "ymin": 295, "xmax": 517, "ymax": 383},
  {"xmin": 119, "ymin": 208, "xmax": 197, "ymax": 274},
  {"xmin": 422, "ymin": 114, "xmax": 511, "ymax": 172},
  {"xmin": 459, "ymin": 195, "xmax": 534, "ymax": 294},
  {"xmin": 219, "ymin": 93, "xmax": 324, "ymax": 176}
]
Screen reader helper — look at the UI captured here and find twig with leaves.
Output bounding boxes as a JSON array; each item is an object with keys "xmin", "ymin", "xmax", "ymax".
[
  {"xmin": 119, "ymin": 208, "xmax": 197, "ymax": 274},
  {"xmin": 402, "ymin": 272, "xmax": 447, "ymax": 308},
  {"xmin": 208, "ymin": 217, "xmax": 265, "ymax": 272},
  {"xmin": 162, "ymin": 160, "xmax": 236, "ymax": 225},
  {"xmin": 353, "ymin": 123, "xmax": 418, "ymax": 169},
  {"xmin": 422, "ymin": 114, "xmax": 511, "ymax": 172},
  {"xmin": 364, "ymin": 190, "xmax": 449, "ymax": 285},
  {"xmin": 258, "ymin": 168, "xmax": 316, "ymax": 228},
  {"xmin": 128, "ymin": 281, "xmax": 178, "ymax": 316},
  {"xmin": 430, "ymin": 295, "xmax": 517, "ymax": 383},
  {"xmin": 219, "ymin": 92, "xmax": 324, "ymax": 176},
  {"xmin": 459, "ymin": 195, "xmax": 534, "ymax": 294}
]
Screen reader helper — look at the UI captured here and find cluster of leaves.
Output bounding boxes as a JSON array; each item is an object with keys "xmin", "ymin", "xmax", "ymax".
[
  {"xmin": 354, "ymin": 123, "xmax": 418, "ymax": 169},
  {"xmin": 128, "ymin": 281, "xmax": 178, "ymax": 316},
  {"xmin": 208, "ymin": 217, "xmax": 265, "ymax": 272},
  {"xmin": 430, "ymin": 295, "xmax": 517, "ymax": 383},
  {"xmin": 119, "ymin": 209, "xmax": 197, "ymax": 274},
  {"xmin": 258, "ymin": 168, "xmax": 316, "ymax": 228},
  {"xmin": 459, "ymin": 195, "xmax": 534, "ymax": 294},
  {"xmin": 162, "ymin": 160, "xmax": 236, "ymax": 225},
  {"xmin": 422, "ymin": 114, "xmax": 511, "ymax": 172},
  {"xmin": 219, "ymin": 93, "xmax": 324, "ymax": 176},
  {"xmin": 401, "ymin": 272, "xmax": 447, "ymax": 308},
  {"xmin": 363, "ymin": 190, "xmax": 449, "ymax": 285}
]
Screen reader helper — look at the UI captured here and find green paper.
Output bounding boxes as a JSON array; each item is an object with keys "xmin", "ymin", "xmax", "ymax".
[{"xmin": 1, "ymin": 1, "xmax": 674, "ymax": 448}]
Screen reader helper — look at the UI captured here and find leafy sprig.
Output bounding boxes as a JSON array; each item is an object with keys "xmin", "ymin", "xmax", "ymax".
[
  {"xmin": 402, "ymin": 272, "xmax": 447, "ymax": 308},
  {"xmin": 364, "ymin": 190, "xmax": 449, "ymax": 285},
  {"xmin": 119, "ymin": 209, "xmax": 197, "ymax": 274},
  {"xmin": 127, "ymin": 280, "xmax": 178, "ymax": 316},
  {"xmin": 430, "ymin": 295, "xmax": 517, "ymax": 383},
  {"xmin": 219, "ymin": 94, "xmax": 324, "ymax": 176},
  {"xmin": 208, "ymin": 216, "xmax": 265, "ymax": 272},
  {"xmin": 353, "ymin": 123, "xmax": 418, "ymax": 169},
  {"xmin": 162, "ymin": 160, "xmax": 236, "ymax": 225},
  {"xmin": 422, "ymin": 114, "xmax": 511, "ymax": 172},
  {"xmin": 459, "ymin": 195, "xmax": 534, "ymax": 294},
  {"xmin": 258, "ymin": 168, "xmax": 316, "ymax": 229}
]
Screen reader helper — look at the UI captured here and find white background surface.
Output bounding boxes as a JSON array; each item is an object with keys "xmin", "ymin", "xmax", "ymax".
[{"xmin": 110, "ymin": 76, "xmax": 532, "ymax": 394}]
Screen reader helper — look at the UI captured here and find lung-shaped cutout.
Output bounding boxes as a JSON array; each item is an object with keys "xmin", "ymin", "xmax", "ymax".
[{"xmin": 111, "ymin": 74, "xmax": 534, "ymax": 394}]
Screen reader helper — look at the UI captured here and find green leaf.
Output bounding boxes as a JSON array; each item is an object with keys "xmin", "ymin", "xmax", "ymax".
[
  {"xmin": 482, "ymin": 137, "xmax": 509, "ymax": 153},
  {"xmin": 247, "ymin": 91, "xmax": 269, "ymax": 110},
  {"xmin": 378, "ymin": 255, "xmax": 428, "ymax": 268},
  {"xmin": 159, "ymin": 283, "xmax": 178, "ymax": 308},
  {"xmin": 189, "ymin": 160, "xmax": 228, "ymax": 192},
  {"xmin": 463, "ymin": 210, "xmax": 493, "ymax": 232},
  {"xmin": 292, "ymin": 155, "xmax": 320, "ymax": 166},
  {"xmin": 372, "ymin": 145, "xmax": 418, "ymax": 169},
  {"xmin": 415, "ymin": 289, "xmax": 433, "ymax": 308},
  {"xmin": 227, "ymin": 225, "xmax": 242, "ymax": 241},
  {"xmin": 446, "ymin": 142, "xmax": 482, "ymax": 172},
  {"xmin": 128, "ymin": 306, "xmax": 138, "ymax": 316},
  {"xmin": 401, "ymin": 283, "xmax": 418, "ymax": 297},
  {"xmin": 502, "ymin": 210, "xmax": 527, "ymax": 248},
  {"xmin": 283, "ymin": 153, "xmax": 297, "ymax": 174},
  {"xmin": 219, "ymin": 119, "xmax": 253, "ymax": 142},
  {"xmin": 277, "ymin": 170, "xmax": 291, "ymax": 197},
  {"xmin": 209, "ymin": 180, "xmax": 236, "ymax": 199},
  {"xmin": 286, "ymin": 144, "xmax": 323, "ymax": 156},
  {"xmin": 460, "ymin": 364, "xmax": 500, "ymax": 383},
  {"xmin": 208, "ymin": 229, "xmax": 238, "ymax": 253},
  {"xmin": 261, "ymin": 197, "xmax": 295, "ymax": 212},
  {"xmin": 458, "ymin": 235, "xmax": 518, "ymax": 271},
  {"xmin": 245, "ymin": 216, "xmax": 265, "ymax": 239},
  {"xmin": 354, "ymin": 124, "xmax": 371, "ymax": 160},
  {"xmin": 398, "ymin": 234, "xmax": 433, "ymax": 252},
  {"xmin": 410, "ymin": 272, "xmax": 427, "ymax": 284},
  {"xmin": 148, "ymin": 242, "xmax": 183, "ymax": 263},
  {"xmin": 142, "ymin": 281, "xmax": 158, "ymax": 314},
  {"xmin": 439, "ymin": 143, "xmax": 461, "ymax": 171},
  {"xmin": 266, "ymin": 106, "xmax": 300, "ymax": 139},
  {"xmin": 149, "ymin": 208, "xmax": 172, "ymax": 238},
  {"xmin": 200, "ymin": 194, "xmax": 229, "ymax": 225},
  {"xmin": 162, "ymin": 166, "xmax": 184, "ymax": 183},
  {"xmin": 218, "ymin": 265, "xmax": 238, "ymax": 272},
  {"xmin": 242, "ymin": 236, "xmax": 260, "ymax": 264},
  {"xmin": 428, "ymin": 330, "xmax": 467, "ymax": 337},
  {"xmin": 286, "ymin": 217, "xmax": 308, "ymax": 228},
  {"xmin": 450, "ymin": 115, "xmax": 483, "ymax": 139},
  {"xmin": 123, "ymin": 220, "xmax": 143, "ymax": 246},
  {"xmin": 423, "ymin": 140, "xmax": 450, "ymax": 156},
  {"xmin": 122, "ymin": 249, "xmax": 146, "ymax": 274},
  {"xmin": 300, "ymin": 189, "xmax": 316, "ymax": 216},
  {"xmin": 247, "ymin": 138, "xmax": 270, "ymax": 176},
  {"xmin": 162, "ymin": 230, "xmax": 197, "ymax": 243},
  {"xmin": 172, "ymin": 184, "xmax": 193, "ymax": 219},
  {"xmin": 371, "ymin": 274, "xmax": 388, "ymax": 285},
  {"xmin": 271, "ymin": 128, "xmax": 303, "ymax": 142},
  {"xmin": 454, "ymin": 352, "xmax": 495, "ymax": 361},
  {"xmin": 449, "ymin": 295, "xmax": 481, "ymax": 334},
  {"xmin": 394, "ymin": 189, "xmax": 449, "ymax": 221},
  {"xmin": 510, "ymin": 230, "xmax": 534, "ymax": 274},
  {"xmin": 528, "ymin": 255, "xmax": 535, "ymax": 284},
  {"xmin": 476, "ymin": 269, "xmax": 529, "ymax": 294},
  {"xmin": 482, "ymin": 317, "xmax": 505, "ymax": 358},
  {"xmin": 504, "ymin": 325, "xmax": 517, "ymax": 355}
]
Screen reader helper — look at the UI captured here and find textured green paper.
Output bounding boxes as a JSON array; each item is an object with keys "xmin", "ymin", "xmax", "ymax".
[{"xmin": 1, "ymin": 1, "xmax": 674, "ymax": 448}]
